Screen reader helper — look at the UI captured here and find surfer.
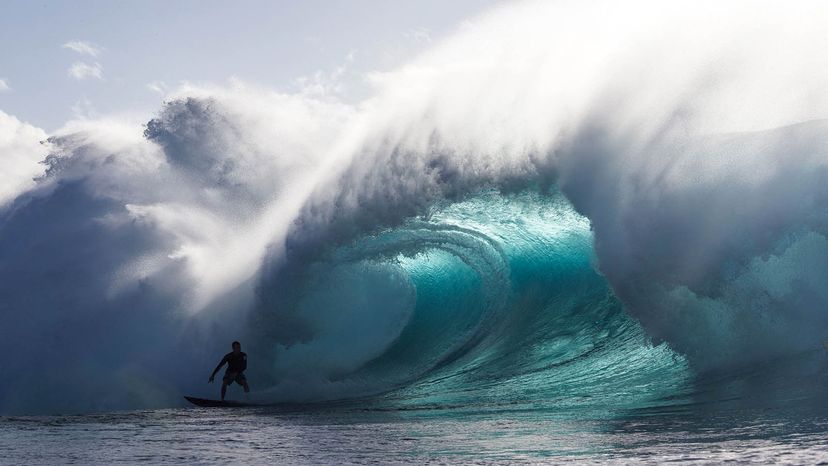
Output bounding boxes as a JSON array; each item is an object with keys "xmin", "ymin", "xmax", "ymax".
[{"xmin": 208, "ymin": 341, "xmax": 250, "ymax": 401}]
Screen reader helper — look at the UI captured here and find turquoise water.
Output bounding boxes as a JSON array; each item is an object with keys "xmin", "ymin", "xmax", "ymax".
[
  {"xmin": 248, "ymin": 190, "xmax": 695, "ymax": 412},
  {"xmin": 244, "ymin": 189, "xmax": 828, "ymax": 416}
]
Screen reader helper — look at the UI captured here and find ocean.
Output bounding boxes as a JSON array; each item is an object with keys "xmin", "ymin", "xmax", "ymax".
[{"xmin": 3, "ymin": 401, "xmax": 828, "ymax": 464}]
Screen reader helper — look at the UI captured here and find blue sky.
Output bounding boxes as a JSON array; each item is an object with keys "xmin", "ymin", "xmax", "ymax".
[{"xmin": 0, "ymin": 0, "xmax": 498, "ymax": 131}]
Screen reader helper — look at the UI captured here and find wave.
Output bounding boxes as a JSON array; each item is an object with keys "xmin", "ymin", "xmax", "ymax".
[
  {"xmin": 2, "ymin": 0, "xmax": 828, "ymax": 414},
  {"xmin": 249, "ymin": 191, "xmax": 693, "ymax": 413}
]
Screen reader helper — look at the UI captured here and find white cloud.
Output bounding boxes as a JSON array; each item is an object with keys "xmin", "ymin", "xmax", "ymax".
[
  {"xmin": 62, "ymin": 40, "xmax": 103, "ymax": 57},
  {"xmin": 0, "ymin": 111, "xmax": 49, "ymax": 206},
  {"xmin": 147, "ymin": 80, "xmax": 168, "ymax": 94},
  {"xmin": 70, "ymin": 96, "xmax": 98, "ymax": 119},
  {"xmin": 68, "ymin": 62, "xmax": 103, "ymax": 81},
  {"xmin": 0, "ymin": 78, "xmax": 9, "ymax": 91}
]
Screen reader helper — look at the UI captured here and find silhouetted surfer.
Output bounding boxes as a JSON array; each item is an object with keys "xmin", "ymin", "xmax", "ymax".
[{"xmin": 208, "ymin": 341, "xmax": 250, "ymax": 401}]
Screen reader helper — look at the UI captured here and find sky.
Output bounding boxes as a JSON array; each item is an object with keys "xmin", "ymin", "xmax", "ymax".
[{"xmin": 0, "ymin": 0, "xmax": 500, "ymax": 131}]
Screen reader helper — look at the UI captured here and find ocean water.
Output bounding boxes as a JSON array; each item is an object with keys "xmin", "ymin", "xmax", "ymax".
[{"xmin": 3, "ymin": 401, "xmax": 828, "ymax": 464}]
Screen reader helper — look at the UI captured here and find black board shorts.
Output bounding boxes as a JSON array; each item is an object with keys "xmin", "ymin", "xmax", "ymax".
[{"xmin": 223, "ymin": 372, "xmax": 247, "ymax": 385}]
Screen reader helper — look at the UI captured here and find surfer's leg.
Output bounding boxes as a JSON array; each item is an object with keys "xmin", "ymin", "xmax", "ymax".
[
  {"xmin": 221, "ymin": 382, "xmax": 228, "ymax": 400},
  {"xmin": 236, "ymin": 373, "xmax": 249, "ymax": 393}
]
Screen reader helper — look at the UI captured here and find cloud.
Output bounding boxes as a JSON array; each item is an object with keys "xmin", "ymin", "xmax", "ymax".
[
  {"xmin": 147, "ymin": 80, "xmax": 168, "ymax": 94},
  {"xmin": 68, "ymin": 62, "xmax": 103, "ymax": 80},
  {"xmin": 70, "ymin": 96, "xmax": 98, "ymax": 119},
  {"xmin": 0, "ymin": 78, "xmax": 9, "ymax": 91},
  {"xmin": 62, "ymin": 40, "xmax": 103, "ymax": 57},
  {"xmin": 63, "ymin": 41, "xmax": 105, "ymax": 81}
]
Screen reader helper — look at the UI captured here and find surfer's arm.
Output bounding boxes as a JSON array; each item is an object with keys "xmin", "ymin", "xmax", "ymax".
[{"xmin": 209, "ymin": 355, "xmax": 227, "ymax": 379}]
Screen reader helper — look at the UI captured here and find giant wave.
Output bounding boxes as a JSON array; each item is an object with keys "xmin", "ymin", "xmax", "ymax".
[{"xmin": 2, "ymin": 0, "xmax": 828, "ymax": 414}]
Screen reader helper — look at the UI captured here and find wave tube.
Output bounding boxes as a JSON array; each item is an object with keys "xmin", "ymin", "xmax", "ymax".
[{"xmin": 248, "ymin": 190, "xmax": 692, "ymax": 413}]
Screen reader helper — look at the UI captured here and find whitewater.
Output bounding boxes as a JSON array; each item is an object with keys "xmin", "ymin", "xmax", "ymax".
[{"xmin": 3, "ymin": 0, "xmax": 828, "ymax": 462}]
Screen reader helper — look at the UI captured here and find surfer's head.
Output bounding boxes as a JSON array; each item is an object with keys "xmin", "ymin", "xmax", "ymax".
[{"xmin": 232, "ymin": 341, "xmax": 241, "ymax": 353}]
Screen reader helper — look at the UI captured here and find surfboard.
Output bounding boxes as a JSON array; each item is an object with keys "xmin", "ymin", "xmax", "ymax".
[{"xmin": 184, "ymin": 396, "xmax": 259, "ymax": 408}]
